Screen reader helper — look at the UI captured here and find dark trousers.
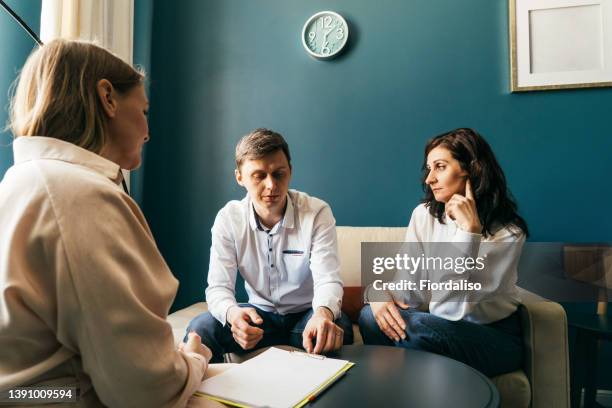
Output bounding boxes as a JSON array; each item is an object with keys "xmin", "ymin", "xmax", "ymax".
[
  {"xmin": 186, "ymin": 304, "xmax": 354, "ymax": 363},
  {"xmin": 358, "ymin": 305, "xmax": 523, "ymax": 377}
]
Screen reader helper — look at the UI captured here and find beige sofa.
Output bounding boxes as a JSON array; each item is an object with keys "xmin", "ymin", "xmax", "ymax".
[{"xmin": 168, "ymin": 226, "xmax": 570, "ymax": 408}]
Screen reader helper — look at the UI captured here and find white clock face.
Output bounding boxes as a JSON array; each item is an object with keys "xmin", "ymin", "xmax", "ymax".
[{"xmin": 302, "ymin": 11, "xmax": 349, "ymax": 59}]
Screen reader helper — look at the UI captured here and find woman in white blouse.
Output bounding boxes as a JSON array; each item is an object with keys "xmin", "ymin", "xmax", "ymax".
[
  {"xmin": 0, "ymin": 39, "xmax": 214, "ymax": 407},
  {"xmin": 359, "ymin": 128, "xmax": 529, "ymax": 377}
]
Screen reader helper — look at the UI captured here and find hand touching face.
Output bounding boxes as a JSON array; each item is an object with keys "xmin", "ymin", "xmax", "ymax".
[
  {"xmin": 445, "ymin": 179, "xmax": 482, "ymax": 233},
  {"xmin": 425, "ymin": 146, "xmax": 481, "ymax": 233}
]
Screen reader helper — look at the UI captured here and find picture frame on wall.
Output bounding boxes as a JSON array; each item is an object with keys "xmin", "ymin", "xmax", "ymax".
[{"xmin": 509, "ymin": 0, "xmax": 612, "ymax": 92}]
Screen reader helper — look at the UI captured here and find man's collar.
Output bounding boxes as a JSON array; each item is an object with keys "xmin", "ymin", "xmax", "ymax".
[
  {"xmin": 248, "ymin": 192, "xmax": 295, "ymax": 231},
  {"xmin": 284, "ymin": 192, "xmax": 295, "ymax": 229},
  {"xmin": 13, "ymin": 136, "xmax": 123, "ymax": 184}
]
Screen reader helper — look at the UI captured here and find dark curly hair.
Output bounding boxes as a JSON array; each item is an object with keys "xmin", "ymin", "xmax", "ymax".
[{"xmin": 422, "ymin": 128, "xmax": 529, "ymax": 238}]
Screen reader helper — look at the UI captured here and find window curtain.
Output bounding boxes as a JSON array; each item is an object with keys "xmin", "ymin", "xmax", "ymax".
[{"xmin": 40, "ymin": 0, "xmax": 134, "ymax": 188}]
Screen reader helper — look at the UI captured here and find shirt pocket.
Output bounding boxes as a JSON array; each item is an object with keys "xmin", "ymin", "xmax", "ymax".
[{"xmin": 281, "ymin": 250, "xmax": 310, "ymax": 285}]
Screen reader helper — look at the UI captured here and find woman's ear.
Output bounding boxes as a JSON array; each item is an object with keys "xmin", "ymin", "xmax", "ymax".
[{"xmin": 96, "ymin": 79, "xmax": 117, "ymax": 118}]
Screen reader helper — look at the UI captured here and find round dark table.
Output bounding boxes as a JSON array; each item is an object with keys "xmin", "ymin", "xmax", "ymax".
[{"xmin": 310, "ymin": 345, "xmax": 500, "ymax": 408}]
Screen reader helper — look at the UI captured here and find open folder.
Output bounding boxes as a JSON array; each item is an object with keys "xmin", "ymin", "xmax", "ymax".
[{"xmin": 197, "ymin": 347, "xmax": 354, "ymax": 408}]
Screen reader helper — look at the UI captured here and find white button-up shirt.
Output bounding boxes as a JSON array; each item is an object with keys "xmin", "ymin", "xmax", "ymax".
[
  {"xmin": 406, "ymin": 204, "xmax": 525, "ymax": 324},
  {"xmin": 205, "ymin": 190, "xmax": 343, "ymax": 325}
]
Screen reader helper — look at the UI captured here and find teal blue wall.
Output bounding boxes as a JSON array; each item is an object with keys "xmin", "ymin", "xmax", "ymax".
[
  {"xmin": 141, "ymin": 0, "xmax": 612, "ymax": 311},
  {"xmin": 130, "ymin": 0, "xmax": 155, "ymax": 204},
  {"xmin": 0, "ymin": 0, "xmax": 40, "ymax": 177}
]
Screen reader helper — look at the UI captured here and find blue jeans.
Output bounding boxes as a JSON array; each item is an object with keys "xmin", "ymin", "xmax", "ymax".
[
  {"xmin": 186, "ymin": 304, "xmax": 354, "ymax": 363},
  {"xmin": 358, "ymin": 305, "xmax": 523, "ymax": 377}
]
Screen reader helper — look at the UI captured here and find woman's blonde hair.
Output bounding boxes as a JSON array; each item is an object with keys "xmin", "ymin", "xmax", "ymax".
[{"xmin": 8, "ymin": 39, "xmax": 144, "ymax": 154}]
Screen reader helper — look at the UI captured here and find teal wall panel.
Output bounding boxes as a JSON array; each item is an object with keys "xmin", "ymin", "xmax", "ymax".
[
  {"xmin": 131, "ymin": 0, "xmax": 155, "ymax": 205},
  {"xmin": 0, "ymin": 0, "xmax": 40, "ymax": 177}
]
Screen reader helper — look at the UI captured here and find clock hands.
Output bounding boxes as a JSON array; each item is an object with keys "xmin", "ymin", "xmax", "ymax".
[
  {"xmin": 322, "ymin": 18, "xmax": 337, "ymax": 56},
  {"xmin": 323, "ymin": 28, "xmax": 333, "ymax": 40}
]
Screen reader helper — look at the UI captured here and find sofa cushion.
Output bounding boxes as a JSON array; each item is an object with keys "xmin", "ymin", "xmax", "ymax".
[
  {"xmin": 336, "ymin": 226, "xmax": 406, "ymax": 287},
  {"xmin": 336, "ymin": 227, "xmax": 406, "ymax": 322}
]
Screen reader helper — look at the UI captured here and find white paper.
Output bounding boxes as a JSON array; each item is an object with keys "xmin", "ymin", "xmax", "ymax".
[{"xmin": 198, "ymin": 347, "xmax": 351, "ymax": 408}]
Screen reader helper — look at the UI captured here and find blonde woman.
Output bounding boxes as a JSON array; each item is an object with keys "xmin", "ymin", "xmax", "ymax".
[{"xmin": 0, "ymin": 40, "xmax": 214, "ymax": 407}]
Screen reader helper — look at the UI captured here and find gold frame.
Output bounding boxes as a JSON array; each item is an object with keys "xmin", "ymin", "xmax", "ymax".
[{"xmin": 509, "ymin": 0, "xmax": 612, "ymax": 92}]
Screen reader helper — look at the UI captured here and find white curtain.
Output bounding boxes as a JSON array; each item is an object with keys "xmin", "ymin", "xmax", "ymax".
[{"xmin": 40, "ymin": 0, "xmax": 135, "ymax": 188}]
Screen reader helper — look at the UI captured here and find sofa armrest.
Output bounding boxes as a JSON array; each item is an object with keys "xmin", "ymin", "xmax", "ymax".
[{"xmin": 520, "ymin": 301, "xmax": 570, "ymax": 408}]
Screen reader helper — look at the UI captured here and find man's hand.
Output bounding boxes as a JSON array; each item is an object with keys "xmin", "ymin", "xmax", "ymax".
[
  {"xmin": 179, "ymin": 331, "xmax": 213, "ymax": 363},
  {"xmin": 369, "ymin": 300, "xmax": 408, "ymax": 342},
  {"xmin": 227, "ymin": 306, "xmax": 264, "ymax": 350},
  {"xmin": 302, "ymin": 307, "xmax": 344, "ymax": 354}
]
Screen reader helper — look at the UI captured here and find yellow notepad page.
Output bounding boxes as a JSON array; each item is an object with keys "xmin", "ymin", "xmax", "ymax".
[{"xmin": 197, "ymin": 347, "xmax": 354, "ymax": 408}]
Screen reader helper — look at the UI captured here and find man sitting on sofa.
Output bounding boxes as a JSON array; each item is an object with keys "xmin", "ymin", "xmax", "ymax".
[{"xmin": 187, "ymin": 128, "xmax": 353, "ymax": 362}]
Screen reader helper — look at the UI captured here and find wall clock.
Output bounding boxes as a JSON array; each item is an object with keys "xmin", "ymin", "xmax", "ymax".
[{"xmin": 301, "ymin": 11, "xmax": 349, "ymax": 59}]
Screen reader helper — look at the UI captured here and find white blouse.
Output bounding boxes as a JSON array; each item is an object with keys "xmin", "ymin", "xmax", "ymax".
[{"xmin": 404, "ymin": 203, "xmax": 525, "ymax": 324}]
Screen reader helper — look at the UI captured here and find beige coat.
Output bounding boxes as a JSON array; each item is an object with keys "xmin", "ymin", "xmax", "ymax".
[{"xmin": 0, "ymin": 137, "xmax": 207, "ymax": 407}]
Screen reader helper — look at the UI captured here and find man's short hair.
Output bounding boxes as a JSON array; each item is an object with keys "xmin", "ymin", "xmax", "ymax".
[{"xmin": 235, "ymin": 128, "xmax": 292, "ymax": 170}]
